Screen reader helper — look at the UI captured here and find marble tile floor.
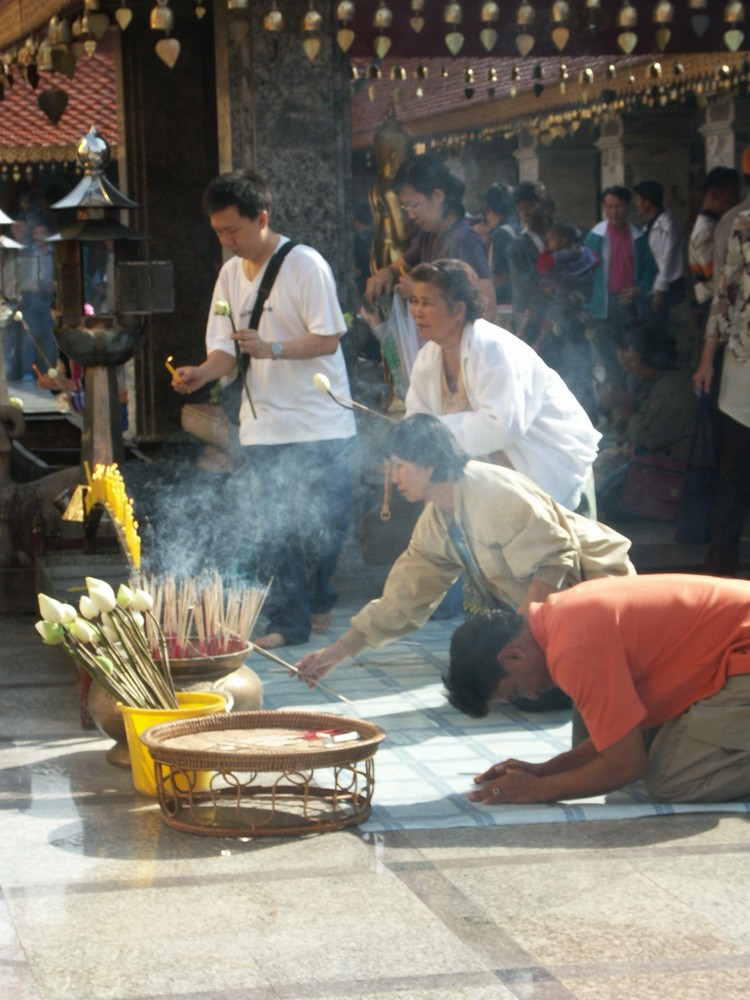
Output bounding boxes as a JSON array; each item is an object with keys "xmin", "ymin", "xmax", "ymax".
[{"xmin": 3, "ymin": 596, "xmax": 750, "ymax": 1000}]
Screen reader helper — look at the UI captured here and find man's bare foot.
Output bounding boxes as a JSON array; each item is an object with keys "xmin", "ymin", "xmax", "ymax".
[
  {"xmin": 311, "ymin": 613, "xmax": 331, "ymax": 634},
  {"xmin": 254, "ymin": 631, "xmax": 288, "ymax": 650}
]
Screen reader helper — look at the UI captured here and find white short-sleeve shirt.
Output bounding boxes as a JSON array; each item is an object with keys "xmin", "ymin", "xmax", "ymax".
[{"xmin": 205, "ymin": 238, "xmax": 356, "ymax": 446}]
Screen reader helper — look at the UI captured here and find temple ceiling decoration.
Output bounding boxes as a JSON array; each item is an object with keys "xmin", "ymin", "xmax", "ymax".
[
  {"xmin": 351, "ymin": 49, "xmax": 750, "ymax": 149},
  {"xmin": 0, "ymin": 1, "xmax": 743, "ymax": 69}
]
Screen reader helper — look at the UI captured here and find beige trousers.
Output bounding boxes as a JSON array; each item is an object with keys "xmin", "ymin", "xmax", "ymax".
[{"xmin": 645, "ymin": 673, "xmax": 750, "ymax": 803}]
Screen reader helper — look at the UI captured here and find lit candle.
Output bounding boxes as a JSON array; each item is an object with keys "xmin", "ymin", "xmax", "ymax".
[{"xmin": 165, "ymin": 355, "xmax": 184, "ymax": 383}]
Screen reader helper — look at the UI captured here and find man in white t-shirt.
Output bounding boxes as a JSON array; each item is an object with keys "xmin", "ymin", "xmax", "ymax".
[{"xmin": 173, "ymin": 170, "xmax": 356, "ymax": 648}]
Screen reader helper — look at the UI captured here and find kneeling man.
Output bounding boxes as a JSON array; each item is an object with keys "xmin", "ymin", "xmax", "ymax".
[{"xmin": 447, "ymin": 574, "xmax": 750, "ymax": 804}]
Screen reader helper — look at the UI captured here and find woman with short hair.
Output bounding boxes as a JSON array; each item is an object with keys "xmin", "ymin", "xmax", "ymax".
[{"xmin": 295, "ymin": 414, "xmax": 634, "ymax": 690}]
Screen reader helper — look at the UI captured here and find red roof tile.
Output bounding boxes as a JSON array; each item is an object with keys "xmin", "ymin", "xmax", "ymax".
[{"xmin": 0, "ymin": 29, "xmax": 117, "ymax": 163}]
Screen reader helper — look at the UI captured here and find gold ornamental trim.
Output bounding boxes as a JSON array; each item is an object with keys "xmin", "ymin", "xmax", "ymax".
[
  {"xmin": 0, "ymin": 144, "xmax": 81, "ymax": 163},
  {"xmin": 353, "ymin": 50, "xmax": 749, "ymax": 150}
]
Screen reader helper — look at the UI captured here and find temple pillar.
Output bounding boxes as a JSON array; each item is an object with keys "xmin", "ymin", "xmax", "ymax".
[{"xmin": 215, "ymin": 0, "xmax": 355, "ymax": 309}]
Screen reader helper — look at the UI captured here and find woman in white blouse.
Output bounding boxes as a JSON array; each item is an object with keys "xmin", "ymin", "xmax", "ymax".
[{"xmin": 404, "ymin": 258, "xmax": 600, "ymax": 514}]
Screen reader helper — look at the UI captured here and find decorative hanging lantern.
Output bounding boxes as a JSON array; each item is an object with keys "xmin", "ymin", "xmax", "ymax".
[
  {"xmin": 550, "ymin": 1, "xmax": 570, "ymax": 51},
  {"xmin": 515, "ymin": 2, "xmax": 536, "ymax": 56},
  {"xmin": 411, "ymin": 0, "xmax": 425, "ymax": 33},
  {"xmin": 85, "ymin": 0, "xmax": 110, "ymax": 40},
  {"xmin": 617, "ymin": 1, "xmax": 638, "ymax": 53},
  {"xmin": 303, "ymin": 4, "xmax": 323, "ymax": 32},
  {"xmin": 444, "ymin": 3, "xmax": 464, "ymax": 56},
  {"xmin": 336, "ymin": 0, "xmax": 355, "ymax": 52},
  {"xmin": 150, "ymin": 0, "xmax": 180, "ymax": 67},
  {"xmin": 654, "ymin": 1, "xmax": 674, "ymax": 22},
  {"xmin": 689, "ymin": 0, "xmax": 709, "ymax": 37},
  {"xmin": 263, "ymin": 5, "xmax": 284, "ymax": 31},
  {"xmin": 37, "ymin": 40, "xmax": 54, "ymax": 72},
  {"xmin": 114, "ymin": 2, "xmax": 133, "ymax": 30},
  {"xmin": 373, "ymin": 1, "xmax": 393, "ymax": 59},
  {"xmin": 653, "ymin": 1, "xmax": 674, "ymax": 50},
  {"xmin": 302, "ymin": 2, "xmax": 323, "ymax": 61},
  {"xmin": 617, "ymin": 1, "xmax": 637, "ymax": 27},
  {"xmin": 149, "ymin": 0, "xmax": 173, "ymax": 32},
  {"xmin": 480, "ymin": 1, "xmax": 499, "ymax": 52},
  {"xmin": 724, "ymin": 1, "xmax": 745, "ymax": 52}
]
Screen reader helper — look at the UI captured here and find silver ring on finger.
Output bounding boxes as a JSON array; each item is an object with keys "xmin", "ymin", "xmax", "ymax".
[{"xmin": 492, "ymin": 787, "xmax": 500, "ymax": 797}]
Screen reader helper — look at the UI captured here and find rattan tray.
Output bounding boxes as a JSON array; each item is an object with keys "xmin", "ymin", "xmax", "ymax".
[
  {"xmin": 139, "ymin": 710, "xmax": 387, "ymax": 837},
  {"xmin": 141, "ymin": 710, "xmax": 385, "ymax": 770}
]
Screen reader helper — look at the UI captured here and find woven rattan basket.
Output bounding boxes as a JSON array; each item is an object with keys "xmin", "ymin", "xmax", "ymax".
[
  {"xmin": 139, "ymin": 710, "xmax": 387, "ymax": 837},
  {"xmin": 141, "ymin": 710, "xmax": 385, "ymax": 771}
]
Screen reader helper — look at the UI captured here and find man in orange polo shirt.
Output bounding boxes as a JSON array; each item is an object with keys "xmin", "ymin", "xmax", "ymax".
[{"xmin": 446, "ymin": 574, "xmax": 750, "ymax": 804}]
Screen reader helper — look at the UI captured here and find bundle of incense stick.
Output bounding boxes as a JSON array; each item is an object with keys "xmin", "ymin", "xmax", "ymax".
[{"xmin": 142, "ymin": 572, "xmax": 270, "ymax": 659}]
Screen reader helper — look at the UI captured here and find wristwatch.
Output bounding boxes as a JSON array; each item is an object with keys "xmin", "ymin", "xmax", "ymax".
[{"xmin": 270, "ymin": 342, "xmax": 283, "ymax": 360}]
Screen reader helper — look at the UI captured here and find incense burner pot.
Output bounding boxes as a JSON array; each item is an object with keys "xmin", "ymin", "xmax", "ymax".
[{"xmin": 87, "ymin": 643, "xmax": 262, "ymax": 768}]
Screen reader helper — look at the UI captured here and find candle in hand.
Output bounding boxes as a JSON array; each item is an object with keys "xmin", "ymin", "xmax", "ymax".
[{"xmin": 165, "ymin": 356, "xmax": 183, "ymax": 383}]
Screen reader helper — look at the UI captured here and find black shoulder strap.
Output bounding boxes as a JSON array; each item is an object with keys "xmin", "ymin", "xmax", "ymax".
[
  {"xmin": 237, "ymin": 240, "xmax": 298, "ymax": 378},
  {"xmin": 248, "ymin": 239, "xmax": 299, "ymax": 330}
]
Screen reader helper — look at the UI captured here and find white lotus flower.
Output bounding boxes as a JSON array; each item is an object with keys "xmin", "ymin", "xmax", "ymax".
[
  {"xmin": 85, "ymin": 577, "xmax": 117, "ymax": 614},
  {"xmin": 131, "ymin": 611, "xmax": 145, "ymax": 630},
  {"xmin": 100, "ymin": 612, "xmax": 119, "ymax": 644},
  {"xmin": 313, "ymin": 372, "xmax": 331, "ymax": 393},
  {"xmin": 116, "ymin": 584, "xmax": 134, "ymax": 609},
  {"xmin": 35, "ymin": 620, "xmax": 64, "ymax": 644},
  {"xmin": 58, "ymin": 602, "xmax": 77, "ymax": 624},
  {"xmin": 79, "ymin": 595, "xmax": 98, "ymax": 620},
  {"xmin": 132, "ymin": 588, "xmax": 154, "ymax": 613},
  {"xmin": 69, "ymin": 618, "xmax": 98, "ymax": 644},
  {"xmin": 38, "ymin": 594, "xmax": 67, "ymax": 624}
]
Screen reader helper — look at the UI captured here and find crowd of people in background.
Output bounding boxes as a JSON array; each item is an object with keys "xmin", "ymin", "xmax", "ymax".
[{"xmin": 356, "ymin": 153, "xmax": 750, "ymax": 545}]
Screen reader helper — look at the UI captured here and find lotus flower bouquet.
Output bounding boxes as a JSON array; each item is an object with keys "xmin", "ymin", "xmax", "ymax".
[{"xmin": 35, "ymin": 577, "xmax": 178, "ymax": 710}]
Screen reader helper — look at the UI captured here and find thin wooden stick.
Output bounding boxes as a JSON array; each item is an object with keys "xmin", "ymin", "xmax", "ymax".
[{"xmin": 249, "ymin": 643, "xmax": 359, "ymax": 711}]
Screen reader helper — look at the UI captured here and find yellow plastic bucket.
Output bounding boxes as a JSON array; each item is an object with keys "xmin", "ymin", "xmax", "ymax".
[{"xmin": 117, "ymin": 691, "xmax": 228, "ymax": 797}]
